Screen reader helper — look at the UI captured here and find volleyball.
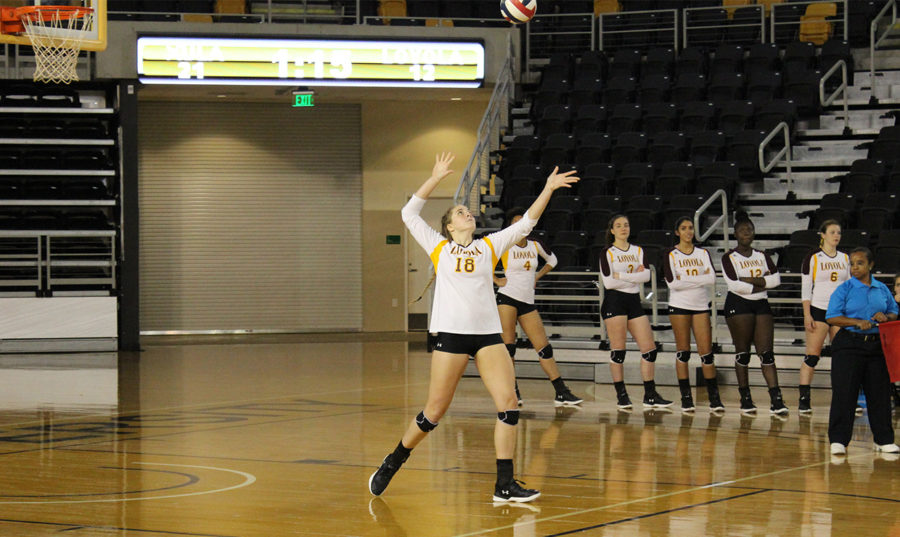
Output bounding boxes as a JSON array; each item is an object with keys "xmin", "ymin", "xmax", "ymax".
[{"xmin": 501, "ymin": 0, "xmax": 537, "ymax": 24}]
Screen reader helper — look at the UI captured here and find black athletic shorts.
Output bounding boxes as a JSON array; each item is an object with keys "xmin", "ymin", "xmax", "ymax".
[
  {"xmin": 724, "ymin": 293, "xmax": 773, "ymax": 318},
  {"xmin": 667, "ymin": 305, "xmax": 711, "ymax": 316},
  {"xmin": 496, "ymin": 292, "xmax": 538, "ymax": 316},
  {"xmin": 434, "ymin": 332, "xmax": 504, "ymax": 356},
  {"xmin": 810, "ymin": 306, "xmax": 827, "ymax": 323},
  {"xmin": 602, "ymin": 289, "xmax": 645, "ymax": 320}
]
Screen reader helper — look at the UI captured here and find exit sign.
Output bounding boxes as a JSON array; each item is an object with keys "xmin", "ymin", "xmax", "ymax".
[{"xmin": 293, "ymin": 93, "xmax": 314, "ymax": 107}]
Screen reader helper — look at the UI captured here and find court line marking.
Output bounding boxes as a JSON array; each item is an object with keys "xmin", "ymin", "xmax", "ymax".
[
  {"xmin": 0, "ymin": 381, "xmax": 426, "ymax": 430},
  {"xmin": 0, "ymin": 463, "xmax": 255, "ymax": 505},
  {"xmin": 544, "ymin": 489, "xmax": 770, "ymax": 537},
  {"xmin": 451, "ymin": 452, "xmax": 874, "ymax": 537}
]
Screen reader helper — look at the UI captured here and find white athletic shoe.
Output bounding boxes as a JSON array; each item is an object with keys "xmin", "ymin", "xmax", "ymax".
[
  {"xmin": 830, "ymin": 442, "xmax": 847, "ymax": 455},
  {"xmin": 874, "ymin": 443, "xmax": 900, "ymax": 453}
]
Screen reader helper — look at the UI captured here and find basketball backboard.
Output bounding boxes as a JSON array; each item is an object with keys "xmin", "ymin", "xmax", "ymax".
[{"xmin": 0, "ymin": 0, "xmax": 106, "ymax": 51}]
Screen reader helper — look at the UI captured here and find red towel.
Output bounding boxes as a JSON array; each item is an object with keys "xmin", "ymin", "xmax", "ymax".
[{"xmin": 879, "ymin": 320, "xmax": 900, "ymax": 383}]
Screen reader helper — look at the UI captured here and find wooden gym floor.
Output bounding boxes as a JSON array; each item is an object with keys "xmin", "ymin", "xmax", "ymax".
[{"xmin": 0, "ymin": 334, "xmax": 897, "ymax": 536}]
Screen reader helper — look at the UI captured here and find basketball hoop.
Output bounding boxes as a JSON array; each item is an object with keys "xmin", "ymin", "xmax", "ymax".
[{"xmin": 16, "ymin": 5, "xmax": 94, "ymax": 84}]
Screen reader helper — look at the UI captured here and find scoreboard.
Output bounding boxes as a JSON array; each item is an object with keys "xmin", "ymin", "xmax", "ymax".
[{"xmin": 137, "ymin": 36, "xmax": 486, "ymax": 88}]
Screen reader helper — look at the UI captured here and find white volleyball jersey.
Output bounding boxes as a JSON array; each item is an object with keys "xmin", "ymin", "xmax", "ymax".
[
  {"xmin": 664, "ymin": 246, "xmax": 716, "ymax": 311},
  {"xmin": 599, "ymin": 244, "xmax": 651, "ymax": 294},
  {"xmin": 402, "ymin": 195, "xmax": 537, "ymax": 334},
  {"xmin": 721, "ymin": 248, "xmax": 780, "ymax": 301},
  {"xmin": 497, "ymin": 240, "xmax": 557, "ymax": 305},
  {"xmin": 801, "ymin": 249, "xmax": 850, "ymax": 310}
]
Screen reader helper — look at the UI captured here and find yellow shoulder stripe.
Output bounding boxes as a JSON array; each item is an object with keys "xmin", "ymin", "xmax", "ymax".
[
  {"xmin": 430, "ymin": 240, "xmax": 448, "ymax": 268},
  {"xmin": 484, "ymin": 237, "xmax": 498, "ymax": 268}
]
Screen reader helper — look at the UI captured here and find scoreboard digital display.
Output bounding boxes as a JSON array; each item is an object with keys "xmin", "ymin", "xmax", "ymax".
[{"xmin": 137, "ymin": 36, "xmax": 485, "ymax": 88}]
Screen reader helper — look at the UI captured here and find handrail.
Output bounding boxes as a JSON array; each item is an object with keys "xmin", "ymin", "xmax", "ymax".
[
  {"xmin": 597, "ymin": 9, "xmax": 678, "ymax": 52},
  {"xmin": 759, "ymin": 121, "xmax": 793, "ymax": 195},
  {"xmin": 819, "ymin": 59, "xmax": 850, "ymax": 135},
  {"xmin": 526, "ymin": 12, "xmax": 596, "ymax": 71},
  {"xmin": 693, "ymin": 188, "xmax": 728, "ymax": 244},
  {"xmin": 683, "ymin": 4, "xmax": 764, "ymax": 48},
  {"xmin": 870, "ymin": 0, "xmax": 897, "ymax": 104},
  {"xmin": 770, "ymin": 0, "xmax": 848, "ymax": 44},
  {"xmin": 648, "ymin": 264, "xmax": 659, "ymax": 327},
  {"xmin": 454, "ymin": 36, "xmax": 515, "ymax": 208}
]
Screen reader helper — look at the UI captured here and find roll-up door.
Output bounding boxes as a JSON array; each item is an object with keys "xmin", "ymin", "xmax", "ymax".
[{"xmin": 138, "ymin": 101, "xmax": 362, "ymax": 332}]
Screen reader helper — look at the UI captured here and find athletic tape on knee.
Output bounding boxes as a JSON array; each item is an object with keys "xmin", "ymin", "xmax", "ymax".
[
  {"xmin": 700, "ymin": 353, "xmax": 715, "ymax": 365},
  {"xmin": 497, "ymin": 409, "xmax": 520, "ymax": 426},
  {"xmin": 505, "ymin": 343, "xmax": 517, "ymax": 358},
  {"xmin": 804, "ymin": 354, "xmax": 820, "ymax": 367},
  {"xmin": 611, "ymin": 349, "xmax": 626, "ymax": 364},
  {"xmin": 735, "ymin": 352, "xmax": 751, "ymax": 366},
  {"xmin": 415, "ymin": 411, "xmax": 438, "ymax": 432},
  {"xmin": 537, "ymin": 344, "xmax": 553, "ymax": 360},
  {"xmin": 760, "ymin": 351, "xmax": 775, "ymax": 366},
  {"xmin": 641, "ymin": 349, "xmax": 658, "ymax": 363},
  {"xmin": 676, "ymin": 350, "xmax": 691, "ymax": 363}
]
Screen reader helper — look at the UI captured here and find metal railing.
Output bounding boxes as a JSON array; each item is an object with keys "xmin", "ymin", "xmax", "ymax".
[
  {"xmin": 694, "ymin": 189, "xmax": 728, "ymax": 245},
  {"xmin": 525, "ymin": 12, "xmax": 595, "ymax": 73},
  {"xmin": 870, "ymin": 0, "xmax": 898, "ymax": 104},
  {"xmin": 683, "ymin": 4, "xmax": 765, "ymax": 48},
  {"xmin": 0, "ymin": 230, "xmax": 116, "ymax": 295},
  {"xmin": 597, "ymin": 9, "xmax": 677, "ymax": 52},
  {"xmin": 819, "ymin": 59, "xmax": 850, "ymax": 135},
  {"xmin": 759, "ymin": 121, "xmax": 793, "ymax": 195},
  {"xmin": 454, "ymin": 36, "xmax": 515, "ymax": 210},
  {"xmin": 771, "ymin": 0, "xmax": 848, "ymax": 45},
  {"xmin": 528, "ymin": 268, "xmax": 899, "ymax": 351}
]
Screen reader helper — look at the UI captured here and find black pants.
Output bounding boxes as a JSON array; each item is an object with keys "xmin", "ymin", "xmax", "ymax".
[{"xmin": 828, "ymin": 330, "xmax": 896, "ymax": 446}]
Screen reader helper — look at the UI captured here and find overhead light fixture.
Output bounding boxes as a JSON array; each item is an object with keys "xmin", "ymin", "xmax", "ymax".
[{"xmin": 451, "ymin": 97, "xmax": 462, "ymax": 101}]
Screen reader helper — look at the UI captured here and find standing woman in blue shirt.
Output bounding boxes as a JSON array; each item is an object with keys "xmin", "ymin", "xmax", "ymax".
[{"xmin": 825, "ymin": 247, "xmax": 899, "ymax": 455}]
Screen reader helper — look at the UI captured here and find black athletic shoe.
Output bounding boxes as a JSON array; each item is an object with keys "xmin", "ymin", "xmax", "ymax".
[
  {"xmin": 616, "ymin": 392, "xmax": 633, "ymax": 410},
  {"xmin": 708, "ymin": 393, "xmax": 725, "ymax": 412},
  {"xmin": 643, "ymin": 392, "xmax": 674, "ymax": 409},
  {"xmin": 770, "ymin": 391, "xmax": 789, "ymax": 415},
  {"xmin": 740, "ymin": 395, "xmax": 757, "ymax": 414},
  {"xmin": 798, "ymin": 395, "xmax": 811, "ymax": 414},
  {"xmin": 368, "ymin": 455, "xmax": 403, "ymax": 496},
  {"xmin": 681, "ymin": 395, "xmax": 695, "ymax": 413},
  {"xmin": 493, "ymin": 479, "xmax": 541, "ymax": 503},
  {"xmin": 554, "ymin": 389, "xmax": 583, "ymax": 406}
]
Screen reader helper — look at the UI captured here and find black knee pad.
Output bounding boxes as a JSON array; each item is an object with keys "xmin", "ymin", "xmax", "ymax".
[
  {"xmin": 676, "ymin": 350, "xmax": 691, "ymax": 363},
  {"xmin": 497, "ymin": 409, "xmax": 520, "ymax": 426},
  {"xmin": 804, "ymin": 354, "xmax": 820, "ymax": 368},
  {"xmin": 611, "ymin": 349, "xmax": 626, "ymax": 364},
  {"xmin": 735, "ymin": 352, "xmax": 751, "ymax": 366},
  {"xmin": 537, "ymin": 344, "xmax": 553, "ymax": 359},
  {"xmin": 415, "ymin": 411, "xmax": 438, "ymax": 432},
  {"xmin": 760, "ymin": 351, "xmax": 775, "ymax": 366},
  {"xmin": 505, "ymin": 343, "xmax": 517, "ymax": 358},
  {"xmin": 700, "ymin": 353, "xmax": 715, "ymax": 365},
  {"xmin": 641, "ymin": 349, "xmax": 658, "ymax": 363}
]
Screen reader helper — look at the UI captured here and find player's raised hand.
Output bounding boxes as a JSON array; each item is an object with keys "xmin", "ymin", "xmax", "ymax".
[
  {"xmin": 544, "ymin": 166, "xmax": 580, "ymax": 191},
  {"xmin": 430, "ymin": 152, "xmax": 455, "ymax": 182}
]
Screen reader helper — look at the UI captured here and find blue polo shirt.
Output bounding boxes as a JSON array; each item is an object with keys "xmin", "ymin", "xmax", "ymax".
[{"xmin": 825, "ymin": 276, "xmax": 899, "ymax": 334}]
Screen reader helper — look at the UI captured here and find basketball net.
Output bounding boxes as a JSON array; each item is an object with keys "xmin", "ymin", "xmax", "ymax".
[{"xmin": 19, "ymin": 7, "xmax": 93, "ymax": 84}]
